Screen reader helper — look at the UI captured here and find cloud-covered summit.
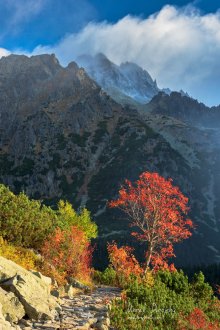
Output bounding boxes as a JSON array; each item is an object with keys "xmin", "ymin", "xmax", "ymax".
[{"xmin": 1, "ymin": 5, "xmax": 220, "ymax": 105}]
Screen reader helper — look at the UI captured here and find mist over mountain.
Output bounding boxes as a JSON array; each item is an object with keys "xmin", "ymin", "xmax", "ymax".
[
  {"xmin": 76, "ymin": 53, "xmax": 163, "ymax": 105},
  {"xmin": 0, "ymin": 53, "xmax": 220, "ymax": 269},
  {"xmin": 75, "ymin": 54, "xmax": 195, "ymax": 112}
]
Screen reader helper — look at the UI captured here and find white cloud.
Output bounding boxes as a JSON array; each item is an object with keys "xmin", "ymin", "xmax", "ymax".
[
  {"xmin": 0, "ymin": 48, "xmax": 10, "ymax": 58},
  {"xmin": 7, "ymin": 5, "xmax": 220, "ymax": 105}
]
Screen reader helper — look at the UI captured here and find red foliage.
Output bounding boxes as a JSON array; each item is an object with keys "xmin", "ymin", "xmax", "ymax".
[
  {"xmin": 107, "ymin": 243, "xmax": 143, "ymax": 280},
  {"xmin": 187, "ymin": 308, "xmax": 208, "ymax": 329},
  {"xmin": 41, "ymin": 226, "xmax": 93, "ymax": 283},
  {"xmin": 180, "ymin": 308, "xmax": 220, "ymax": 330},
  {"xmin": 109, "ymin": 172, "xmax": 194, "ymax": 271},
  {"xmin": 216, "ymin": 284, "xmax": 220, "ymax": 296},
  {"xmin": 150, "ymin": 245, "xmax": 177, "ymax": 271}
]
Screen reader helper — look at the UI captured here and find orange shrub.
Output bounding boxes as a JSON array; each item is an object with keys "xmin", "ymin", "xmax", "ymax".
[
  {"xmin": 41, "ymin": 226, "xmax": 93, "ymax": 284},
  {"xmin": 107, "ymin": 243, "xmax": 143, "ymax": 281}
]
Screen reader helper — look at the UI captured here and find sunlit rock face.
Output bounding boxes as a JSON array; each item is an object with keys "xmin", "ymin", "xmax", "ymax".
[{"xmin": 0, "ymin": 54, "xmax": 220, "ymax": 269}]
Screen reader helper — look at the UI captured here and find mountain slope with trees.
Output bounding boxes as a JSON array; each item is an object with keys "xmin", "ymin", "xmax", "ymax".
[{"xmin": 0, "ymin": 54, "xmax": 219, "ymax": 269}]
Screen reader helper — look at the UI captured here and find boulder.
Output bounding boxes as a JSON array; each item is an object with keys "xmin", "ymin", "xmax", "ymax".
[
  {"xmin": 0, "ymin": 303, "xmax": 21, "ymax": 330},
  {"xmin": 64, "ymin": 283, "xmax": 82, "ymax": 298},
  {"xmin": 0, "ymin": 257, "xmax": 61, "ymax": 320},
  {"xmin": 0, "ymin": 287, "xmax": 25, "ymax": 323},
  {"xmin": 30, "ymin": 271, "xmax": 52, "ymax": 294},
  {"xmin": 68, "ymin": 277, "xmax": 90, "ymax": 291}
]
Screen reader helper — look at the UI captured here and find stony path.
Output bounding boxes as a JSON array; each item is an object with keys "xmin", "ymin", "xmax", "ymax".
[{"xmin": 21, "ymin": 286, "xmax": 121, "ymax": 330}]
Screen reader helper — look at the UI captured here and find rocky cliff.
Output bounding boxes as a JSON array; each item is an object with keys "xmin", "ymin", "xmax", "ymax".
[
  {"xmin": 147, "ymin": 91, "xmax": 220, "ymax": 127},
  {"xmin": 0, "ymin": 54, "xmax": 220, "ymax": 269}
]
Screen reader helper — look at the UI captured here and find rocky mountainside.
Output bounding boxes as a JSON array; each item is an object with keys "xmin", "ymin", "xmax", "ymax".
[
  {"xmin": 0, "ymin": 54, "xmax": 220, "ymax": 269},
  {"xmin": 147, "ymin": 91, "xmax": 220, "ymax": 127}
]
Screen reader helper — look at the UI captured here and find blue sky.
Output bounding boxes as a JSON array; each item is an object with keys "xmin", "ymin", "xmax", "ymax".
[{"xmin": 0, "ymin": 0, "xmax": 220, "ymax": 105}]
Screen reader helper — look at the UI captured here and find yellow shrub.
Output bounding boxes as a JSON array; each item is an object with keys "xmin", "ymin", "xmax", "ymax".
[
  {"xmin": 143, "ymin": 269, "xmax": 155, "ymax": 287},
  {"xmin": 0, "ymin": 236, "xmax": 39, "ymax": 270},
  {"xmin": 0, "ymin": 237, "xmax": 69, "ymax": 286}
]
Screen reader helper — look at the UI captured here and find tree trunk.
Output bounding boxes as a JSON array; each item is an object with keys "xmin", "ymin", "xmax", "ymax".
[{"xmin": 144, "ymin": 243, "xmax": 153, "ymax": 274}]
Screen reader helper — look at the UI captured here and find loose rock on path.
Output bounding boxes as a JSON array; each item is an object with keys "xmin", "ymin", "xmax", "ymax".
[{"xmin": 20, "ymin": 286, "xmax": 121, "ymax": 330}]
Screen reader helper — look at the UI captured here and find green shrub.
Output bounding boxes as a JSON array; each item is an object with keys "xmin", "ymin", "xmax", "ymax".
[
  {"xmin": 56, "ymin": 200, "xmax": 98, "ymax": 240},
  {"xmin": 0, "ymin": 184, "xmax": 97, "ymax": 286},
  {"xmin": 0, "ymin": 185, "xmax": 97, "ymax": 250},
  {"xmin": 156, "ymin": 269, "xmax": 190, "ymax": 294},
  {"xmin": 0, "ymin": 184, "xmax": 57, "ymax": 249},
  {"xmin": 110, "ymin": 270, "xmax": 220, "ymax": 330},
  {"xmin": 93, "ymin": 267, "xmax": 117, "ymax": 286}
]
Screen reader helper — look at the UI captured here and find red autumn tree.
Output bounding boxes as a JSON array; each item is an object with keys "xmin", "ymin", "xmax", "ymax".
[{"xmin": 109, "ymin": 172, "xmax": 194, "ymax": 272}]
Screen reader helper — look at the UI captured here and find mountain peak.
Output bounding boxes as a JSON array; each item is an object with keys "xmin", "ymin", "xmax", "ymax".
[
  {"xmin": 1, "ymin": 53, "xmax": 60, "ymax": 66},
  {"xmin": 0, "ymin": 53, "xmax": 62, "ymax": 79},
  {"xmin": 76, "ymin": 53, "xmax": 159, "ymax": 104}
]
